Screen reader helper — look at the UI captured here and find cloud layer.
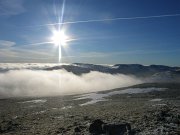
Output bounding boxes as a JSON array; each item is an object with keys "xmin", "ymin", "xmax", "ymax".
[{"xmin": 0, "ymin": 69, "xmax": 142, "ymax": 98}]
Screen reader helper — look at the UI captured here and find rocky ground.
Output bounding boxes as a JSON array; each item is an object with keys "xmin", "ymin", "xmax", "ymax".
[{"xmin": 0, "ymin": 83, "xmax": 180, "ymax": 135}]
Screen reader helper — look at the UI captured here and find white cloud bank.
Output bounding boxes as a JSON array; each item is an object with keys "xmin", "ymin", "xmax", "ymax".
[{"xmin": 0, "ymin": 69, "xmax": 142, "ymax": 98}]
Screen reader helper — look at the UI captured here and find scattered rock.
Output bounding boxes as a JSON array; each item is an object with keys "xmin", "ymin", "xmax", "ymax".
[
  {"xmin": 0, "ymin": 120, "xmax": 19, "ymax": 133},
  {"xmin": 83, "ymin": 116, "xmax": 91, "ymax": 121},
  {"xmin": 140, "ymin": 105, "xmax": 180, "ymax": 134},
  {"xmin": 56, "ymin": 127, "xmax": 66, "ymax": 134}
]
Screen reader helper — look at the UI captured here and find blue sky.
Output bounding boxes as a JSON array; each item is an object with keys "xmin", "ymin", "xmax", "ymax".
[{"xmin": 0, "ymin": 0, "xmax": 180, "ymax": 66}]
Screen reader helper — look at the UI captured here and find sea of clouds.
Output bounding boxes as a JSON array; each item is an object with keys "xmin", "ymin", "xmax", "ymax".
[{"xmin": 0, "ymin": 63, "xmax": 142, "ymax": 98}]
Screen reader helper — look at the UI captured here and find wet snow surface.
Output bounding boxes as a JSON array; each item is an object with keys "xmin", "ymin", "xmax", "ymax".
[
  {"xmin": 150, "ymin": 98, "xmax": 163, "ymax": 102},
  {"xmin": 18, "ymin": 99, "xmax": 47, "ymax": 104},
  {"xmin": 74, "ymin": 87, "xmax": 167, "ymax": 106}
]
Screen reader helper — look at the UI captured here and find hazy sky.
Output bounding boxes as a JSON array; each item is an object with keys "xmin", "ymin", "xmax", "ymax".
[{"xmin": 0, "ymin": 0, "xmax": 180, "ymax": 66}]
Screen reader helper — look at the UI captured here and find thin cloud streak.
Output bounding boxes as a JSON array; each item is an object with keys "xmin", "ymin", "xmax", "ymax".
[
  {"xmin": 12, "ymin": 38, "xmax": 78, "ymax": 48},
  {"xmin": 0, "ymin": 40, "xmax": 16, "ymax": 47},
  {"xmin": 24, "ymin": 13, "xmax": 180, "ymax": 28},
  {"xmin": 0, "ymin": 0, "xmax": 25, "ymax": 16},
  {"xmin": 14, "ymin": 41, "xmax": 53, "ymax": 47}
]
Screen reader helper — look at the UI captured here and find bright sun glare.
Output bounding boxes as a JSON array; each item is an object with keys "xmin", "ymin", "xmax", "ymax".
[
  {"xmin": 51, "ymin": 30, "xmax": 69, "ymax": 62},
  {"xmin": 51, "ymin": 30, "xmax": 68, "ymax": 46}
]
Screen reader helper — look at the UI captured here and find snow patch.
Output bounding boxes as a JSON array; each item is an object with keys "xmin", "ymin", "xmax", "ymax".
[
  {"xmin": 33, "ymin": 110, "xmax": 46, "ymax": 115},
  {"xmin": 19, "ymin": 99, "xmax": 47, "ymax": 104},
  {"xmin": 150, "ymin": 98, "xmax": 162, "ymax": 102},
  {"xmin": 61, "ymin": 106, "xmax": 72, "ymax": 110},
  {"xmin": 75, "ymin": 87, "xmax": 167, "ymax": 106},
  {"xmin": 152, "ymin": 104, "xmax": 167, "ymax": 107}
]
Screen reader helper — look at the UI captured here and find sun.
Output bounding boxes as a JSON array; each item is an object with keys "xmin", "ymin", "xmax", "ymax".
[
  {"xmin": 51, "ymin": 30, "xmax": 68, "ymax": 46},
  {"xmin": 51, "ymin": 30, "xmax": 69, "ymax": 62}
]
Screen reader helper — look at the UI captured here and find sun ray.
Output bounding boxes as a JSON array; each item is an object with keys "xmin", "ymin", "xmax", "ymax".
[
  {"xmin": 51, "ymin": 0, "xmax": 66, "ymax": 63},
  {"xmin": 59, "ymin": 43, "xmax": 61, "ymax": 62}
]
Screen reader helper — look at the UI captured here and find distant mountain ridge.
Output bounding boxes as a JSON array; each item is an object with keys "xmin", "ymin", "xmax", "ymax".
[
  {"xmin": 45, "ymin": 63, "xmax": 179, "ymax": 75},
  {"xmin": 0, "ymin": 63, "xmax": 179, "ymax": 82}
]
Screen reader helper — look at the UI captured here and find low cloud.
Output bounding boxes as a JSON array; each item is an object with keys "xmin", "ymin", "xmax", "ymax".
[{"xmin": 0, "ymin": 69, "xmax": 142, "ymax": 98}]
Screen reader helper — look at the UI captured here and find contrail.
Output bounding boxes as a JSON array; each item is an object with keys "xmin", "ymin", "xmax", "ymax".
[{"xmin": 25, "ymin": 13, "xmax": 180, "ymax": 27}]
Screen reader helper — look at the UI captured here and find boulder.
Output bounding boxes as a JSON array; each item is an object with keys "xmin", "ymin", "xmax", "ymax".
[
  {"xmin": 89, "ymin": 119, "xmax": 105, "ymax": 134},
  {"xmin": 102, "ymin": 123, "xmax": 131, "ymax": 135},
  {"xmin": 89, "ymin": 119, "xmax": 132, "ymax": 135}
]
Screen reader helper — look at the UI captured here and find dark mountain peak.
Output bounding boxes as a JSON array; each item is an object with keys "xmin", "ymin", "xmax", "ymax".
[{"xmin": 113, "ymin": 64, "xmax": 143, "ymax": 67}]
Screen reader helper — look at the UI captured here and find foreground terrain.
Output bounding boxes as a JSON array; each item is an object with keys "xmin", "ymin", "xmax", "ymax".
[{"xmin": 0, "ymin": 83, "xmax": 180, "ymax": 135}]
